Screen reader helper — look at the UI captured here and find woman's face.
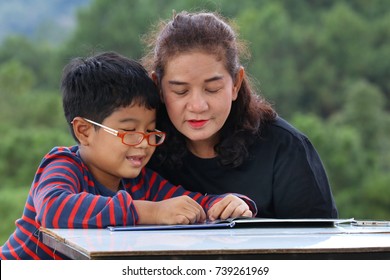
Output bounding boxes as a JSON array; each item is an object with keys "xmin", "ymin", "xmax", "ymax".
[{"xmin": 159, "ymin": 51, "xmax": 243, "ymax": 155}]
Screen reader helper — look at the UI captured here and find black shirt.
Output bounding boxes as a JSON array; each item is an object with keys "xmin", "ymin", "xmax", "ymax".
[{"xmin": 149, "ymin": 117, "xmax": 338, "ymax": 218}]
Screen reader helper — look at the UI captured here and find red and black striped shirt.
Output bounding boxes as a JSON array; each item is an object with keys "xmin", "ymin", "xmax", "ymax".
[{"xmin": 0, "ymin": 145, "xmax": 256, "ymax": 259}]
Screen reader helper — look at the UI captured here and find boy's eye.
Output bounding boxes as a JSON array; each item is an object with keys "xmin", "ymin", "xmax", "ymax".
[{"xmin": 121, "ymin": 129, "xmax": 156, "ymax": 133}]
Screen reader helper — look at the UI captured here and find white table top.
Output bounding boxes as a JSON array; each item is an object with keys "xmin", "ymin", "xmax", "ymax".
[{"xmin": 41, "ymin": 224, "xmax": 390, "ymax": 259}]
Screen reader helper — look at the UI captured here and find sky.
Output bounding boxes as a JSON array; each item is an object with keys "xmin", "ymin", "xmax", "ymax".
[{"xmin": 0, "ymin": 0, "xmax": 90, "ymax": 43}]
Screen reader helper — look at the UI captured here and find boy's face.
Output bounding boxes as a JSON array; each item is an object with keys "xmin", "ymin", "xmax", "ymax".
[{"xmin": 80, "ymin": 104, "xmax": 157, "ymax": 191}]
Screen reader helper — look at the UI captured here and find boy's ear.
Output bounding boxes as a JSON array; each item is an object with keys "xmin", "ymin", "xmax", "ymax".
[{"xmin": 72, "ymin": 117, "xmax": 93, "ymax": 146}]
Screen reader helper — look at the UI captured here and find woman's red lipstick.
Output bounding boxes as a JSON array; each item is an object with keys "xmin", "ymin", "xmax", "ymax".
[{"xmin": 188, "ymin": 119, "xmax": 208, "ymax": 128}]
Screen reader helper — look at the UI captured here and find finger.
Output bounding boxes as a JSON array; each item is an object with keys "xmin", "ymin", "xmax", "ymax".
[
  {"xmin": 241, "ymin": 209, "xmax": 253, "ymax": 217},
  {"xmin": 208, "ymin": 201, "xmax": 235, "ymax": 221},
  {"xmin": 182, "ymin": 197, "xmax": 206, "ymax": 223},
  {"xmin": 207, "ymin": 205, "xmax": 219, "ymax": 221},
  {"xmin": 188, "ymin": 197, "xmax": 207, "ymax": 222},
  {"xmin": 207, "ymin": 199, "xmax": 232, "ymax": 220},
  {"xmin": 185, "ymin": 208, "xmax": 206, "ymax": 223},
  {"xmin": 219, "ymin": 203, "xmax": 236, "ymax": 220},
  {"xmin": 175, "ymin": 214, "xmax": 191, "ymax": 225},
  {"xmin": 218, "ymin": 196, "xmax": 243, "ymax": 219},
  {"xmin": 219, "ymin": 199, "xmax": 250, "ymax": 220},
  {"xmin": 228, "ymin": 204, "xmax": 251, "ymax": 218},
  {"xmin": 207, "ymin": 195, "xmax": 234, "ymax": 220}
]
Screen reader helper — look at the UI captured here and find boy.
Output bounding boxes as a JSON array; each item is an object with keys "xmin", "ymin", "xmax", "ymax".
[{"xmin": 0, "ymin": 52, "xmax": 256, "ymax": 259}]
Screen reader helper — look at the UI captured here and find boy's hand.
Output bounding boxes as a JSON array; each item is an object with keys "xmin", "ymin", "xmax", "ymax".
[
  {"xmin": 154, "ymin": 196, "xmax": 207, "ymax": 224},
  {"xmin": 207, "ymin": 194, "xmax": 252, "ymax": 221}
]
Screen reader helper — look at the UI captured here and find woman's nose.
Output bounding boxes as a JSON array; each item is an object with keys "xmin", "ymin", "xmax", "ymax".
[{"xmin": 186, "ymin": 92, "xmax": 208, "ymax": 112}]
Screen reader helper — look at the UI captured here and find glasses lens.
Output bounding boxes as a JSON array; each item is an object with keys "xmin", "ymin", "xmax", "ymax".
[
  {"xmin": 122, "ymin": 132, "xmax": 165, "ymax": 146},
  {"xmin": 123, "ymin": 133, "xmax": 143, "ymax": 145},
  {"xmin": 149, "ymin": 133, "xmax": 165, "ymax": 145}
]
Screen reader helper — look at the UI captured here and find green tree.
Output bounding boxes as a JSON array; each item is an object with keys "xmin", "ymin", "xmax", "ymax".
[
  {"xmin": 332, "ymin": 80, "xmax": 388, "ymax": 169},
  {"xmin": 0, "ymin": 36, "xmax": 58, "ymax": 89},
  {"xmin": 1, "ymin": 0, "xmax": 390, "ymax": 243},
  {"xmin": 237, "ymin": 3, "xmax": 302, "ymax": 117},
  {"xmin": 291, "ymin": 113, "xmax": 365, "ymax": 195},
  {"xmin": 59, "ymin": 0, "xmax": 173, "ymax": 61},
  {"xmin": 0, "ymin": 59, "xmax": 36, "ymax": 95},
  {"xmin": 0, "ymin": 125, "xmax": 74, "ymax": 189}
]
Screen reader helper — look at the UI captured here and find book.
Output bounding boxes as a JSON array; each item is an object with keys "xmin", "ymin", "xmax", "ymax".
[
  {"xmin": 106, "ymin": 217, "xmax": 355, "ymax": 231},
  {"xmin": 351, "ymin": 220, "xmax": 390, "ymax": 227}
]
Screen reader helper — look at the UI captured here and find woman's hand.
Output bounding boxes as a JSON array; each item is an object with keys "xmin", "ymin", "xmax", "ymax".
[{"xmin": 207, "ymin": 194, "xmax": 252, "ymax": 221}]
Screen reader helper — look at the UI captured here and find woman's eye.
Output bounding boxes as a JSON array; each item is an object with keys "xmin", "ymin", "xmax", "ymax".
[
  {"xmin": 173, "ymin": 89, "xmax": 188, "ymax": 95},
  {"xmin": 122, "ymin": 129, "xmax": 136, "ymax": 132},
  {"xmin": 206, "ymin": 88, "xmax": 221, "ymax": 93}
]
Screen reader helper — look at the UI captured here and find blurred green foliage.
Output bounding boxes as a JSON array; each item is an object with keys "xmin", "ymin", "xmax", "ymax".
[{"xmin": 0, "ymin": 0, "xmax": 389, "ymax": 244}]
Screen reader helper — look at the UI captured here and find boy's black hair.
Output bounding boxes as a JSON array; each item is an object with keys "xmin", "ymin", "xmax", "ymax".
[{"xmin": 61, "ymin": 51, "xmax": 160, "ymax": 142}]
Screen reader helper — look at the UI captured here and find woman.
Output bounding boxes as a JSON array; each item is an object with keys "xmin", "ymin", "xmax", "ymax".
[{"xmin": 142, "ymin": 11, "xmax": 338, "ymax": 218}]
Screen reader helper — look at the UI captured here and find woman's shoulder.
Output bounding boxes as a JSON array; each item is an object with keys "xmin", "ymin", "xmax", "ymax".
[
  {"xmin": 255, "ymin": 117, "xmax": 323, "ymax": 165},
  {"xmin": 261, "ymin": 116, "xmax": 309, "ymax": 142}
]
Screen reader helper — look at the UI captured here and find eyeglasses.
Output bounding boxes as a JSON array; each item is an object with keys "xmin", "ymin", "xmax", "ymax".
[{"xmin": 80, "ymin": 118, "xmax": 166, "ymax": 147}]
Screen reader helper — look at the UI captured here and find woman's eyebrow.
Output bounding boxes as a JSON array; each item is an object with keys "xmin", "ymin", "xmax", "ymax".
[
  {"xmin": 168, "ymin": 80, "xmax": 187, "ymax": 85},
  {"xmin": 168, "ymin": 75, "xmax": 223, "ymax": 85},
  {"xmin": 204, "ymin": 75, "xmax": 223, "ymax": 83}
]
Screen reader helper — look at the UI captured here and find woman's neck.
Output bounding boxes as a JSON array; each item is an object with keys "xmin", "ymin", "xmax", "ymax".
[{"xmin": 186, "ymin": 139, "xmax": 218, "ymax": 159}]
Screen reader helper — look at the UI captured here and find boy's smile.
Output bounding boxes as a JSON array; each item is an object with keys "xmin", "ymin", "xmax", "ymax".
[{"xmin": 126, "ymin": 154, "xmax": 147, "ymax": 168}]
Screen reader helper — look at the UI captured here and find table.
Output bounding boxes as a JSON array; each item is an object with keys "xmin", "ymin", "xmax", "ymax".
[{"xmin": 40, "ymin": 224, "xmax": 390, "ymax": 259}]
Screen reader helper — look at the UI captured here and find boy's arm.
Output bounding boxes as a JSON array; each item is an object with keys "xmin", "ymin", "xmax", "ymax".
[
  {"xmin": 33, "ymin": 150, "xmax": 139, "ymax": 228},
  {"xmin": 143, "ymin": 169, "xmax": 258, "ymax": 219},
  {"xmin": 206, "ymin": 194, "xmax": 255, "ymax": 220},
  {"xmin": 35, "ymin": 149, "xmax": 211, "ymax": 228},
  {"xmin": 133, "ymin": 196, "xmax": 206, "ymax": 225}
]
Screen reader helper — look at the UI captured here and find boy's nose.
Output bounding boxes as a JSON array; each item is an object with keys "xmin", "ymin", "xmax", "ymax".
[{"xmin": 135, "ymin": 137, "xmax": 149, "ymax": 148}]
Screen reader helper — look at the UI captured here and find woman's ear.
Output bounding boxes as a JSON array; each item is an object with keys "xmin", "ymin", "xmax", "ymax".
[
  {"xmin": 151, "ymin": 71, "xmax": 158, "ymax": 84},
  {"xmin": 71, "ymin": 117, "xmax": 93, "ymax": 146},
  {"xmin": 232, "ymin": 66, "xmax": 245, "ymax": 101},
  {"xmin": 151, "ymin": 71, "xmax": 164, "ymax": 102}
]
